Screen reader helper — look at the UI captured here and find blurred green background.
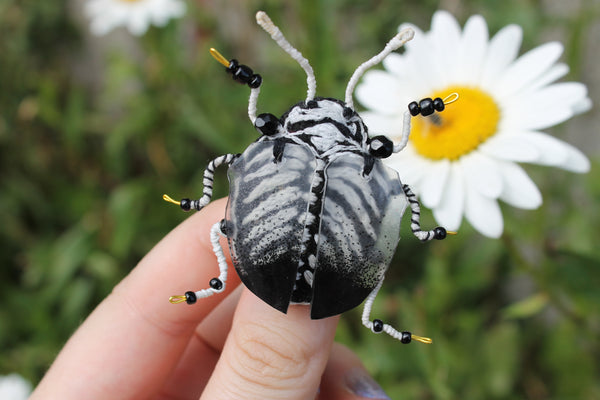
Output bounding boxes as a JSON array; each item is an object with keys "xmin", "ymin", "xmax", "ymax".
[{"xmin": 1, "ymin": 0, "xmax": 599, "ymax": 398}]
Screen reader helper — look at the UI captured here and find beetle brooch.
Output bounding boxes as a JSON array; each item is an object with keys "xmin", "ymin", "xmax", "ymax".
[{"xmin": 165, "ymin": 11, "xmax": 457, "ymax": 344}]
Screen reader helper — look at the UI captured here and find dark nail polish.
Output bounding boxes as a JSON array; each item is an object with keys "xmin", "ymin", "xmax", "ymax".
[{"xmin": 345, "ymin": 367, "xmax": 391, "ymax": 399}]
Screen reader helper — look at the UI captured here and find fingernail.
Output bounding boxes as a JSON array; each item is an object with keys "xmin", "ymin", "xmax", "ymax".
[{"xmin": 344, "ymin": 367, "xmax": 391, "ymax": 399}]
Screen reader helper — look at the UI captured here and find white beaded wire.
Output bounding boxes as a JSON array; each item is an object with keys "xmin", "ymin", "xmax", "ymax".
[
  {"xmin": 361, "ymin": 277, "xmax": 418, "ymax": 342},
  {"xmin": 194, "ymin": 221, "xmax": 229, "ymax": 299},
  {"xmin": 361, "ymin": 279, "xmax": 382, "ymax": 330},
  {"xmin": 344, "ymin": 27, "xmax": 415, "ymax": 109},
  {"xmin": 393, "ymin": 110, "xmax": 412, "ymax": 153},
  {"xmin": 256, "ymin": 11, "xmax": 317, "ymax": 101},
  {"xmin": 248, "ymin": 87, "xmax": 261, "ymax": 124}
]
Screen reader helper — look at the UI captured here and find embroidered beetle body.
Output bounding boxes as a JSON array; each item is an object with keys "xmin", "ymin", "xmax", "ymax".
[{"xmin": 166, "ymin": 11, "xmax": 454, "ymax": 344}]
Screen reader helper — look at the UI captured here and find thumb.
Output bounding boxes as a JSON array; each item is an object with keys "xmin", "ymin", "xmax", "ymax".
[{"xmin": 201, "ymin": 288, "xmax": 339, "ymax": 400}]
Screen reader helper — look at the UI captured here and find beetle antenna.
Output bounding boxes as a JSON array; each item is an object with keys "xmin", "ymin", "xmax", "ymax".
[
  {"xmin": 393, "ymin": 93, "xmax": 459, "ymax": 153},
  {"xmin": 256, "ymin": 11, "xmax": 317, "ymax": 102},
  {"xmin": 345, "ymin": 28, "xmax": 415, "ymax": 110}
]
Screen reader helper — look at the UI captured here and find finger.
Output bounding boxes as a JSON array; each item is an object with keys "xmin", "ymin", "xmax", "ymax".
[
  {"xmin": 31, "ymin": 198, "xmax": 241, "ymax": 399},
  {"xmin": 201, "ymin": 289, "xmax": 340, "ymax": 400},
  {"xmin": 318, "ymin": 343, "xmax": 391, "ymax": 400},
  {"xmin": 157, "ymin": 285, "xmax": 243, "ymax": 399}
]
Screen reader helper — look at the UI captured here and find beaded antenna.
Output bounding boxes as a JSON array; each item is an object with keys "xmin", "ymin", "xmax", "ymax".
[{"xmin": 165, "ymin": 11, "xmax": 457, "ymax": 344}]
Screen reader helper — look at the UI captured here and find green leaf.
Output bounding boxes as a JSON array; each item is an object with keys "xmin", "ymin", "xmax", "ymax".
[{"xmin": 502, "ymin": 293, "xmax": 549, "ymax": 320}]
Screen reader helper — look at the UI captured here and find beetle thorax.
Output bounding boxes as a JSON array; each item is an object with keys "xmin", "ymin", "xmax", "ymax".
[{"xmin": 280, "ymin": 98, "xmax": 369, "ymax": 160}]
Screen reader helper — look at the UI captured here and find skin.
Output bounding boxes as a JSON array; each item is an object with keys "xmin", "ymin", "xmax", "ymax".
[{"xmin": 30, "ymin": 198, "xmax": 383, "ymax": 400}]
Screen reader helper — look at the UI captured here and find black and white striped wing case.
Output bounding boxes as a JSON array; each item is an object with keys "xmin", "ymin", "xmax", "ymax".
[
  {"xmin": 310, "ymin": 154, "xmax": 407, "ymax": 318},
  {"xmin": 225, "ymin": 139, "xmax": 316, "ymax": 313}
]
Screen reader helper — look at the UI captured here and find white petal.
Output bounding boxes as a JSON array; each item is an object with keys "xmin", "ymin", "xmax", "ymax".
[
  {"xmin": 519, "ymin": 131, "xmax": 569, "ymax": 167},
  {"xmin": 355, "ymin": 71, "xmax": 404, "ymax": 115},
  {"xmin": 381, "ymin": 53, "xmax": 406, "ymax": 77},
  {"xmin": 402, "ymin": 26, "xmax": 443, "ymax": 92},
  {"xmin": 464, "ymin": 184, "xmax": 504, "ymax": 238},
  {"xmin": 571, "ymin": 97, "xmax": 592, "ymax": 115},
  {"xmin": 128, "ymin": 9, "xmax": 150, "ymax": 35},
  {"xmin": 480, "ymin": 24, "xmax": 522, "ymax": 88},
  {"xmin": 432, "ymin": 162, "xmax": 464, "ymax": 230},
  {"xmin": 385, "ymin": 146, "xmax": 430, "ymax": 186},
  {"xmin": 497, "ymin": 161, "xmax": 542, "ymax": 209},
  {"xmin": 556, "ymin": 141, "xmax": 590, "ymax": 173},
  {"xmin": 494, "ymin": 42, "xmax": 563, "ymax": 99},
  {"xmin": 428, "ymin": 11, "xmax": 462, "ymax": 87},
  {"xmin": 520, "ymin": 63, "xmax": 569, "ymax": 94},
  {"xmin": 478, "ymin": 134, "xmax": 540, "ymax": 162},
  {"xmin": 502, "ymin": 82, "xmax": 588, "ymax": 130},
  {"xmin": 360, "ymin": 112, "xmax": 403, "ymax": 137},
  {"xmin": 455, "ymin": 15, "xmax": 488, "ymax": 84},
  {"xmin": 419, "ymin": 159, "xmax": 450, "ymax": 208},
  {"xmin": 460, "ymin": 151, "xmax": 503, "ymax": 198}
]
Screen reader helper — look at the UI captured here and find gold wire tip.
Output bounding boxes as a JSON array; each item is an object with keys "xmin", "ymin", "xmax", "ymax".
[
  {"xmin": 162, "ymin": 193, "xmax": 180, "ymax": 206},
  {"xmin": 447, "ymin": 231, "xmax": 458, "ymax": 236},
  {"xmin": 412, "ymin": 335, "xmax": 433, "ymax": 344},
  {"xmin": 209, "ymin": 48, "xmax": 230, "ymax": 67},
  {"xmin": 443, "ymin": 92, "xmax": 459, "ymax": 105},
  {"xmin": 169, "ymin": 295, "xmax": 187, "ymax": 304}
]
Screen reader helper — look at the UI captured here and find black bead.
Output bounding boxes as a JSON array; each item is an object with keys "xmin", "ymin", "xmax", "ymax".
[
  {"xmin": 180, "ymin": 198, "xmax": 191, "ymax": 212},
  {"xmin": 254, "ymin": 113, "xmax": 281, "ymax": 136},
  {"xmin": 226, "ymin": 59, "xmax": 239, "ymax": 74},
  {"xmin": 408, "ymin": 101, "xmax": 420, "ymax": 116},
  {"xmin": 219, "ymin": 219, "xmax": 228, "ymax": 235},
  {"xmin": 400, "ymin": 331, "xmax": 412, "ymax": 344},
  {"xmin": 433, "ymin": 97, "xmax": 445, "ymax": 112},
  {"xmin": 433, "ymin": 227, "xmax": 447, "ymax": 240},
  {"xmin": 372, "ymin": 319, "xmax": 384, "ymax": 333},
  {"xmin": 249, "ymin": 74, "xmax": 262, "ymax": 88},
  {"xmin": 209, "ymin": 278, "xmax": 223, "ymax": 291},
  {"xmin": 185, "ymin": 291, "xmax": 197, "ymax": 305},
  {"xmin": 233, "ymin": 64, "xmax": 253, "ymax": 85},
  {"xmin": 419, "ymin": 98, "xmax": 434, "ymax": 116},
  {"xmin": 369, "ymin": 135, "xmax": 394, "ymax": 158}
]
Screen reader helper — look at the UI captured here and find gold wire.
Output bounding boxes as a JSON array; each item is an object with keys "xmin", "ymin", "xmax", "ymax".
[
  {"xmin": 443, "ymin": 92, "xmax": 459, "ymax": 105},
  {"xmin": 447, "ymin": 231, "xmax": 458, "ymax": 235},
  {"xmin": 412, "ymin": 335, "xmax": 433, "ymax": 344},
  {"xmin": 209, "ymin": 48, "xmax": 230, "ymax": 67},
  {"xmin": 163, "ymin": 194, "xmax": 180, "ymax": 205},
  {"xmin": 169, "ymin": 295, "xmax": 187, "ymax": 304}
]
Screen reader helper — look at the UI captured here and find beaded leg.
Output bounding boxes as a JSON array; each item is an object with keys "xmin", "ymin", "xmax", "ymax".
[
  {"xmin": 190, "ymin": 154, "xmax": 239, "ymax": 211},
  {"xmin": 361, "ymin": 280, "xmax": 431, "ymax": 344},
  {"xmin": 169, "ymin": 220, "xmax": 229, "ymax": 305},
  {"xmin": 402, "ymin": 183, "xmax": 448, "ymax": 242}
]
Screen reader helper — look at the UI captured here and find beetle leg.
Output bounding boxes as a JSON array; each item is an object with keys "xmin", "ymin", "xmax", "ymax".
[
  {"xmin": 402, "ymin": 183, "xmax": 449, "ymax": 242},
  {"xmin": 168, "ymin": 220, "xmax": 229, "ymax": 305},
  {"xmin": 190, "ymin": 153, "xmax": 239, "ymax": 211},
  {"xmin": 361, "ymin": 280, "xmax": 432, "ymax": 344}
]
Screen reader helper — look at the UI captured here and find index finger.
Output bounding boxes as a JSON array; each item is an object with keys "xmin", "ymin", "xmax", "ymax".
[{"xmin": 31, "ymin": 198, "xmax": 241, "ymax": 399}]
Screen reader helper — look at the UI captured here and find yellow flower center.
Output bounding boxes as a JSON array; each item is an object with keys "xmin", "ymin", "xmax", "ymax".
[{"xmin": 410, "ymin": 86, "xmax": 501, "ymax": 160}]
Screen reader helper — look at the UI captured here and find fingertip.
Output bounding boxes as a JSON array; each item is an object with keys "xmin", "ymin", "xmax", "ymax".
[{"xmin": 202, "ymin": 289, "xmax": 339, "ymax": 400}]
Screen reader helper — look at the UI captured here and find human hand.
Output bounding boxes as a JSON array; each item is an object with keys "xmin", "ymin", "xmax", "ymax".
[{"xmin": 30, "ymin": 198, "xmax": 391, "ymax": 400}]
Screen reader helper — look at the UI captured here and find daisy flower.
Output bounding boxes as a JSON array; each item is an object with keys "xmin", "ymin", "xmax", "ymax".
[
  {"xmin": 85, "ymin": 0, "xmax": 186, "ymax": 36},
  {"xmin": 0, "ymin": 373, "xmax": 32, "ymax": 400},
  {"xmin": 356, "ymin": 10, "xmax": 591, "ymax": 238}
]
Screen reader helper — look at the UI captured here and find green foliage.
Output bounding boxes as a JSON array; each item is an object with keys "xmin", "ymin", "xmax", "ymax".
[{"xmin": 1, "ymin": 0, "xmax": 599, "ymax": 397}]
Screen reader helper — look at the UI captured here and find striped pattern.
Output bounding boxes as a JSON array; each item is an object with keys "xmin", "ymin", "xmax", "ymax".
[
  {"xmin": 221, "ymin": 97, "xmax": 443, "ymax": 318},
  {"xmin": 226, "ymin": 140, "xmax": 316, "ymax": 313},
  {"xmin": 191, "ymin": 153, "xmax": 239, "ymax": 211},
  {"xmin": 402, "ymin": 184, "xmax": 439, "ymax": 242},
  {"xmin": 276, "ymin": 97, "xmax": 368, "ymax": 162}
]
